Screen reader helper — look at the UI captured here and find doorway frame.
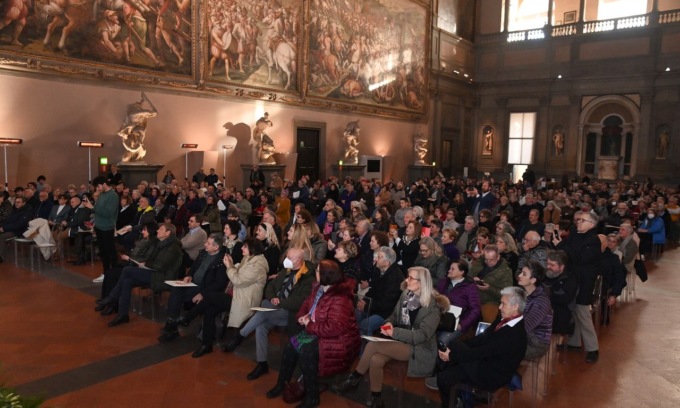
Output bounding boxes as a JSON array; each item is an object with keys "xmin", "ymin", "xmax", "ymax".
[{"xmin": 293, "ymin": 120, "xmax": 327, "ymax": 181}]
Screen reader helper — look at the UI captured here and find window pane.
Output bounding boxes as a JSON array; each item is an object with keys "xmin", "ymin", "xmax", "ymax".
[
  {"xmin": 523, "ymin": 113, "xmax": 536, "ymax": 139},
  {"xmin": 508, "ymin": 139, "xmax": 522, "ymax": 163},
  {"xmin": 508, "ymin": 0, "xmax": 549, "ymax": 31},
  {"xmin": 597, "ymin": 0, "xmax": 647, "ymax": 20},
  {"xmin": 521, "ymin": 140, "xmax": 534, "ymax": 164}
]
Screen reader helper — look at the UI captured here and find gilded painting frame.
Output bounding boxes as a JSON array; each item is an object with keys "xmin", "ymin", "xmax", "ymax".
[
  {"xmin": 304, "ymin": 0, "xmax": 430, "ymax": 119},
  {"xmin": 0, "ymin": 0, "xmax": 197, "ymax": 87}
]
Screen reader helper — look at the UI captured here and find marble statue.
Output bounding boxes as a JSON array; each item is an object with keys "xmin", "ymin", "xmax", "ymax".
[
  {"xmin": 117, "ymin": 92, "xmax": 157, "ymax": 163},
  {"xmin": 413, "ymin": 131, "xmax": 428, "ymax": 165},
  {"xmin": 252, "ymin": 112, "xmax": 276, "ymax": 164},
  {"xmin": 552, "ymin": 126, "xmax": 565, "ymax": 156},
  {"xmin": 343, "ymin": 120, "xmax": 360, "ymax": 165},
  {"xmin": 658, "ymin": 129, "xmax": 670, "ymax": 159}
]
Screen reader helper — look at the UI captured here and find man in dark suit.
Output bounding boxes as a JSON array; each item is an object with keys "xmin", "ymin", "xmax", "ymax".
[
  {"xmin": 466, "ymin": 180, "xmax": 495, "ymax": 222},
  {"xmin": 107, "ymin": 164, "xmax": 123, "ymax": 186},
  {"xmin": 436, "ymin": 286, "xmax": 528, "ymax": 408},
  {"xmin": 356, "ymin": 219, "xmax": 373, "ymax": 273}
]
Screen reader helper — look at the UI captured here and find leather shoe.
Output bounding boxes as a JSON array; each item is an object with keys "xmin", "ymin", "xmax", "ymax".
[
  {"xmin": 108, "ymin": 314, "xmax": 130, "ymax": 327},
  {"xmin": 266, "ymin": 382, "xmax": 286, "ymax": 399},
  {"xmin": 367, "ymin": 395, "xmax": 385, "ymax": 408},
  {"xmin": 158, "ymin": 331, "xmax": 180, "ymax": 343},
  {"xmin": 100, "ymin": 306, "xmax": 116, "ymax": 316},
  {"xmin": 585, "ymin": 350, "xmax": 599, "ymax": 363},
  {"xmin": 191, "ymin": 345, "xmax": 213, "ymax": 358},
  {"xmin": 96, "ymin": 297, "xmax": 115, "ymax": 306},
  {"xmin": 176, "ymin": 316, "xmax": 191, "ymax": 327},
  {"xmin": 221, "ymin": 334, "xmax": 243, "ymax": 352},
  {"xmin": 94, "ymin": 304, "xmax": 106, "ymax": 312},
  {"xmin": 332, "ymin": 372, "xmax": 363, "ymax": 394},
  {"xmin": 296, "ymin": 398, "xmax": 320, "ymax": 408},
  {"xmin": 247, "ymin": 362, "xmax": 269, "ymax": 380}
]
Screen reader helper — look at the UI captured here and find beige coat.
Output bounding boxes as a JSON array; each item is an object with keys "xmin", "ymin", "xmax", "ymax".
[{"xmin": 227, "ymin": 254, "xmax": 268, "ymax": 328}]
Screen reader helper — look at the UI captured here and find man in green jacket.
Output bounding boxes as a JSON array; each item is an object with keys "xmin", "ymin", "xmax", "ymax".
[
  {"xmin": 84, "ymin": 176, "xmax": 119, "ymax": 283},
  {"xmin": 221, "ymin": 247, "xmax": 315, "ymax": 380},
  {"xmin": 99, "ymin": 223, "xmax": 183, "ymax": 327}
]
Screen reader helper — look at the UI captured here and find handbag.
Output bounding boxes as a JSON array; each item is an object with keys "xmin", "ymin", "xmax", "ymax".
[
  {"xmin": 282, "ymin": 375, "xmax": 305, "ymax": 404},
  {"xmin": 634, "ymin": 259, "xmax": 648, "ymax": 282}
]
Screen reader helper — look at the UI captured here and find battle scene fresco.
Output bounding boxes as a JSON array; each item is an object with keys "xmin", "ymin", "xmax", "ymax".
[
  {"xmin": 205, "ymin": 0, "xmax": 301, "ymax": 91},
  {"xmin": 308, "ymin": 0, "xmax": 427, "ymax": 113},
  {"xmin": 0, "ymin": 0, "xmax": 193, "ymax": 75}
]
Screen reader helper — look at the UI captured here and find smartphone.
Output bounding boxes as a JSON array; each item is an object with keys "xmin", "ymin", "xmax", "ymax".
[
  {"xmin": 475, "ymin": 279, "xmax": 485, "ymax": 286},
  {"xmin": 438, "ymin": 341, "xmax": 447, "ymax": 352}
]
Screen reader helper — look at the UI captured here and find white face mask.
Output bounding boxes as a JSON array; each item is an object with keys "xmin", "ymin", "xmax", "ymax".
[
  {"xmin": 283, "ymin": 257, "xmax": 294, "ymax": 269},
  {"xmin": 647, "ymin": 213, "xmax": 654, "ymax": 219}
]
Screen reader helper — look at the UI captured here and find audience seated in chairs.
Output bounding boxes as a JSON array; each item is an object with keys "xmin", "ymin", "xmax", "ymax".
[
  {"xmin": 355, "ymin": 246, "xmax": 404, "ymax": 336},
  {"xmin": 97, "ymin": 223, "xmax": 183, "ymax": 327},
  {"xmin": 0, "ymin": 196, "xmax": 33, "ymax": 263},
  {"xmin": 267, "ymin": 260, "xmax": 360, "ymax": 408},
  {"xmin": 158, "ymin": 233, "xmax": 227, "ymax": 344},
  {"xmin": 222, "ymin": 247, "xmax": 316, "ymax": 381},
  {"xmin": 333, "ymin": 266, "xmax": 447, "ymax": 408},
  {"xmin": 116, "ymin": 196, "xmax": 155, "ymax": 252},
  {"xmin": 180, "ymin": 215, "xmax": 208, "ymax": 269},
  {"xmin": 56, "ymin": 196, "xmax": 92, "ymax": 265},
  {"xmin": 436, "ymin": 286, "xmax": 528, "ymax": 408}
]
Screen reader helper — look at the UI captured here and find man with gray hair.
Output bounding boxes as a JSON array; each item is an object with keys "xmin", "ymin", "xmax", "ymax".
[
  {"xmin": 356, "ymin": 246, "xmax": 404, "ymax": 335},
  {"xmin": 554, "ymin": 210, "xmax": 602, "ymax": 363},
  {"xmin": 436, "ymin": 286, "xmax": 528, "ymax": 408},
  {"xmin": 517, "ymin": 230, "xmax": 549, "ymax": 273},
  {"xmin": 455, "ymin": 216, "xmax": 478, "ymax": 254}
]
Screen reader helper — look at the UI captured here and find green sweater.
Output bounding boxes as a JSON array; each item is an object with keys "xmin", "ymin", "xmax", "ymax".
[{"xmin": 93, "ymin": 189, "xmax": 119, "ymax": 231}]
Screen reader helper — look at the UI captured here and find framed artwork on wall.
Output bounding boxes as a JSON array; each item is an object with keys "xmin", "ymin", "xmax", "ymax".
[{"xmin": 564, "ymin": 11, "xmax": 577, "ymax": 24}]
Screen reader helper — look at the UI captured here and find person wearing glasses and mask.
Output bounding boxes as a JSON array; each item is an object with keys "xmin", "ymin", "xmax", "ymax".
[{"xmin": 552, "ymin": 211, "xmax": 602, "ymax": 363}]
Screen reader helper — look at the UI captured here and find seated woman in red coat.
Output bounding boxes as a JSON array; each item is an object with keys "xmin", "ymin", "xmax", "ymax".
[{"xmin": 265, "ymin": 260, "xmax": 360, "ymax": 408}]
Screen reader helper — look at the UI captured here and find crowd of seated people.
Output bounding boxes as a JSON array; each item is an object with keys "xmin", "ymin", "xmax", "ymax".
[{"xmin": 4, "ymin": 169, "xmax": 680, "ymax": 407}]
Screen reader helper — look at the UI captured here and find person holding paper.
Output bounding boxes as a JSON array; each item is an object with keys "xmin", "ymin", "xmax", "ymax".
[
  {"xmin": 221, "ymin": 248, "xmax": 315, "ymax": 381},
  {"xmin": 158, "ymin": 233, "xmax": 228, "ymax": 344},
  {"xmin": 333, "ymin": 266, "xmax": 447, "ymax": 408},
  {"xmin": 436, "ymin": 258, "xmax": 481, "ymax": 342},
  {"xmin": 265, "ymin": 260, "xmax": 360, "ymax": 408}
]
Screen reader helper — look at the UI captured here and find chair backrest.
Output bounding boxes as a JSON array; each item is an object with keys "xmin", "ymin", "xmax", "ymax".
[{"xmin": 591, "ymin": 275, "xmax": 604, "ymax": 306}]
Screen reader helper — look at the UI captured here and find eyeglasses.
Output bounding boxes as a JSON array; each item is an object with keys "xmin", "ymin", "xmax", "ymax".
[
  {"xmin": 419, "ymin": 248, "xmax": 430, "ymax": 253},
  {"xmin": 576, "ymin": 218, "xmax": 593, "ymax": 223},
  {"xmin": 406, "ymin": 276, "xmax": 421, "ymax": 282}
]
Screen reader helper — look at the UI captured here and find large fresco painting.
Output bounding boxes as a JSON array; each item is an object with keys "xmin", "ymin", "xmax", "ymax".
[
  {"xmin": 307, "ymin": 0, "xmax": 428, "ymax": 113},
  {"xmin": 204, "ymin": 0, "xmax": 302, "ymax": 91},
  {"xmin": 0, "ymin": 0, "xmax": 193, "ymax": 75}
]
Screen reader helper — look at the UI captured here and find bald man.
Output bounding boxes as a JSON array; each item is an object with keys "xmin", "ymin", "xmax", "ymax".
[{"xmin": 517, "ymin": 230, "xmax": 549, "ymax": 274}]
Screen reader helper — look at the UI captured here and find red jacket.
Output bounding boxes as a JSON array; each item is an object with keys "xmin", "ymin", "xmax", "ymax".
[{"xmin": 297, "ymin": 278, "xmax": 361, "ymax": 377}]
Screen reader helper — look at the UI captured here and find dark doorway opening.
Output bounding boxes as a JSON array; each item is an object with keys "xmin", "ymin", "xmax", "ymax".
[{"xmin": 296, "ymin": 127, "xmax": 320, "ymax": 182}]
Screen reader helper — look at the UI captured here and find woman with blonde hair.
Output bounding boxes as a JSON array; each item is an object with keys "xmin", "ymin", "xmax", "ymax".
[
  {"xmin": 285, "ymin": 223, "xmax": 315, "ymax": 263},
  {"xmin": 333, "ymin": 266, "xmax": 447, "ymax": 407},
  {"xmin": 255, "ymin": 222, "xmax": 281, "ymax": 277},
  {"xmin": 495, "ymin": 232, "xmax": 519, "ymax": 280},
  {"xmin": 543, "ymin": 200, "xmax": 562, "ymax": 225}
]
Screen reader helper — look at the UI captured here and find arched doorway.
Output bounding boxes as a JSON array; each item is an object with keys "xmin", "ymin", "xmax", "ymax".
[{"xmin": 578, "ymin": 96, "xmax": 639, "ymax": 180}]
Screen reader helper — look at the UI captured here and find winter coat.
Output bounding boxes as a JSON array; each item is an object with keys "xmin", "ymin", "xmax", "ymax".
[
  {"xmin": 556, "ymin": 228, "xmax": 602, "ymax": 305},
  {"xmin": 469, "ymin": 258, "xmax": 514, "ymax": 305},
  {"xmin": 640, "ymin": 216, "xmax": 666, "ymax": 245},
  {"xmin": 414, "ymin": 253, "xmax": 449, "ymax": 281},
  {"xmin": 146, "ymin": 235, "xmax": 183, "ymax": 292},
  {"xmin": 436, "ymin": 278, "xmax": 481, "ymax": 333},
  {"xmin": 264, "ymin": 261, "xmax": 316, "ymax": 335},
  {"xmin": 385, "ymin": 290, "xmax": 448, "ymax": 377},
  {"xmin": 227, "ymin": 254, "xmax": 268, "ymax": 327},
  {"xmin": 297, "ymin": 279, "xmax": 361, "ymax": 377},
  {"xmin": 544, "ymin": 269, "xmax": 578, "ymax": 335},
  {"xmin": 186, "ymin": 249, "xmax": 229, "ymax": 296},
  {"xmin": 364, "ymin": 263, "xmax": 405, "ymax": 318}
]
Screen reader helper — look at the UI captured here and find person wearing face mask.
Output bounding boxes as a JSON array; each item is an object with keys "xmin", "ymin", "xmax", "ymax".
[
  {"xmin": 221, "ymin": 248, "xmax": 315, "ymax": 381},
  {"xmin": 637, "ymin": 207, "xmax": 666, "ymax": 258}
]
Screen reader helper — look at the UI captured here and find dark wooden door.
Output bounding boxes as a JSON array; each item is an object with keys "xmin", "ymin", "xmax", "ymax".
[{"xmin": 296, "ymin": 127, "xmax": 320, "ymax": 182}]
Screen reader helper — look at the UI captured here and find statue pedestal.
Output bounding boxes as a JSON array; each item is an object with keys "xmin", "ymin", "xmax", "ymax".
[
  {"xmin": 332, "ymin": 164, "xmax": 366, "ymax": 181},
  {"xmin": 117, "ymin": 163, "xmax": 164, "ymax": 186},
  {"xmin": 241, "ymin": 164, "xmax": 286, "ymax": 191},
  {"xmin": 408, "ymin": 165, "xmax": 434, "ymax": 183}
]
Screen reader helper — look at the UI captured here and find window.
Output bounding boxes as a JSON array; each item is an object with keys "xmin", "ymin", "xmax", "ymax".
[
  {"xmin": 596, "ymin": 0, "xmax": 647, "ymax": 20},
  {"xmin": 507, "ymin": 0, "xmax": 549, "ymax": 31},
  {"xmin": 508, "ymin": 112, "xmax": 536, "ymax": 164}
]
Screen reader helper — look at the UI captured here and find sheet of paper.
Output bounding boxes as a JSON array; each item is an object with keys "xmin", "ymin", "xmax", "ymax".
[
  {"xmin": 250, "ymin": 307, "xmax": 278, "ymax": 312},
  {"xmin": 361, "ymin": 336, "xmax": 397, "ymax": 342},
  {"xmin": 448, "ymin": 305, "xmax": 462, "ymax": 318},
  {"xmin": 292, "ymin": 191, "xmax": 300, "ymax": 199},
  {"xmin": 217, "ymin": 200, "xmax": 227, "ymax": 211},
  {"xmin": 165, "ymin": 280, "xmax": 198, "ymax": 287}
]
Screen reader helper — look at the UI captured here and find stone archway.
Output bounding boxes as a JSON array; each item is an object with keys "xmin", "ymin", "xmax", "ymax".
[{"xmin": 577, "ymin": 95, "xmax": 640, "ymax": 180}]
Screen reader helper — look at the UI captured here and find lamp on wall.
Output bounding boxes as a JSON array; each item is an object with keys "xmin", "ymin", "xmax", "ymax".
[
  {"xmin": 77, "ymin": 141, "xmax": 104, "ymax": 184},
  {"xmin": 0, "ymin": 138, "xmax": 23, "ymax": 188},
  {"xmin": 180, "ymin": 143, "xmax": 198, "ymax": 179}
]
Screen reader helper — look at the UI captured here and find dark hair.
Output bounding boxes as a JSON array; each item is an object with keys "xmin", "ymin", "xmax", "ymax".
[
  {"xmin": 142, "ymin": 221, "xmax": 159, "ymax": 237},
  {"xmin": 208, "ymin": 233, "xmax": 224, "ymax": 249},
  {"xmin": 224, "ymin": 220, "xmax": 241, "ymax": 237},
  {"xmin": 546, "ymin": 250, "xmax": 568, "ymax": 266},
  {"xmin": 243, "ymin": 237, "xmax": 265, "ymax": 255},
  {"xmin": 371, "ymin": 231, "xmax": 390, "ymax": 247},
  {"xmin": 524, "ymin": 259, "xmax": 546, "ymax": 285},
  {"xmin": 37, "ymin": 175, "xmax": 46, "ymax": 182},
  {"xmin": 448, "ymin": 258, "xmax": 470, "ymax": 278},
  {"xmin": 297, "ymin": 209, "xmax": 313, "ymax": 224},
  {"xmin": 318, "ymin": 259, "xmax": 345, "ymax": 285},
  {"xmin": 92, "ymin": 176, "xmax": 108, "ymax": 187},
  {"xmin": 430, "ymin": 219, "xmax": 443, "ymax": 230}
]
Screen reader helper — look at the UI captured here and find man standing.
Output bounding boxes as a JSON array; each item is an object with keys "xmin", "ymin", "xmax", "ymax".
[
  {"xmin": 467, "ymin": 180, "xmax": 495, "ymax": 222},
  {"xmin": 544, "ymin": 250, "xmax": 578, "ymax": 336},
  {"xmin": 83, "ymin": 176, "xmax": 119, "ymax": 283},
  {"xmin": 554, "ymin": 211, "xmax": 602, "ymax": 363}
]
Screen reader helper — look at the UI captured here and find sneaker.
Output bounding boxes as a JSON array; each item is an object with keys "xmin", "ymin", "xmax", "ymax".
[
  {"xmin": 425, "ymin": 376, "xmax": 438, "ymax": 390},
  {"xmin": 93, "ymin": 274, "xmax": 105, "ymax": 283}
]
